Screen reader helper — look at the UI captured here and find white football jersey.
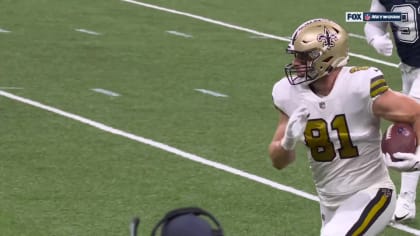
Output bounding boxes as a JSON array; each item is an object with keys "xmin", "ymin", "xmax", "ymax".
[{"xmin": 272, "ymin": 66, "xmax": 395, "ymax": 208}]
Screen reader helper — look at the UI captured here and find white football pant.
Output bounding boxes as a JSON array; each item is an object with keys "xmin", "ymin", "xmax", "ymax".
[{"xmin": 320, "ymin": 186, "xmax": 396, "ymax": 236}]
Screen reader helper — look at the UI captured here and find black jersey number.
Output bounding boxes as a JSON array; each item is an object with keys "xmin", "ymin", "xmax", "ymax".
[
  {"xmin": 391, "ymin": 4, "xmax": 419, "ymax": 43},
  {"xmin": 304, "ymin": 114, "xmax": 359, "ymax": 162}
]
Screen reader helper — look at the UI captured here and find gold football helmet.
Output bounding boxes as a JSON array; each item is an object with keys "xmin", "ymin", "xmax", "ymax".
[{"xmin": 285, "ymin": 18, "xmax": 349, "ymax": 85}]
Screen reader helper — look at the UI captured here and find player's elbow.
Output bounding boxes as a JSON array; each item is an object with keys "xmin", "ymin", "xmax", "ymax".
[
  {"xmin": 413, "ymin": 111, "xmax": 420, "ymax": 128},
  {"xmin": 415, "ymin": 105, "xmax": 420, "ymax": 118},
  {"xmin": 410, "ymin": 102, "xmax": 420, "ymax": 124},
  {"xmin": 268, "ymin": 143, "xmax": 294, "ymax": 170}
]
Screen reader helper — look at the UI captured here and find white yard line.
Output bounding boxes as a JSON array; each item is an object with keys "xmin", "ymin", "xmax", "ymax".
[
  {"xmin": 391, "ymin": 223, "xmax": 420, "ymax": 236},
  {"xmin": 75, "ymin": 28, "xmax": 101, "ymax": 35},
  {"xmin": 166, "ymin": 30, "xmax": 193, "ymax": 38},
  {"xmin": 350, "ymin": 51, "xmax": 398, "ymax": 68},
  {"xmin": 121, "ymin": 0, "xmax": 290, "ymax": 41},
  {"xmin": 91, "ymin": 88, "xmax": 120, "ymax": 97},
  {"xmin": 0, "ymin": 28, "xmax": 11, "ymax": 33},
  {"xmin": 194, "ymin": 88, "xmax": 228, "ymax": 97},
  {"xmin": 349, "ymin": 33, "xmax": 367, "ymax": 40},
  {"xmin": 121, "ymin": 0, "xmax": 399, "ymax": 69},
  {"xmin": 249, "ymin": 35, "xmax": 272, "ymax": 39}
]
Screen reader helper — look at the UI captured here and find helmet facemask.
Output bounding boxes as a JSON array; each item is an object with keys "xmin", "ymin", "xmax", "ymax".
[{"xmin": 284, "ymin": 48, "xmax": 324, "ymax": 85}]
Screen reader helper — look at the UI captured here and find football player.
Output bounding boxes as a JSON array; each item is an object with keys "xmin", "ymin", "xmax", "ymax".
[
  {"xmin": 269, "ymin": 18, "xmax": 420, "ymax": 235},
  {"xmin": 365, "ymin": 0, "xmax": 420, "ymax": 222}
]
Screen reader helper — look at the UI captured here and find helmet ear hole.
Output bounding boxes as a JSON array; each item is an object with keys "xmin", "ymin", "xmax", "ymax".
[{"xmin": 331, "ymin": 26, "xmax": 340, "ymax": 33}]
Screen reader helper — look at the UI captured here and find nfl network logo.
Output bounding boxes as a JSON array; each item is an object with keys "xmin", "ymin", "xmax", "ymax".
[
  {"xmin": 346, "ymin": 12, "xmax": 403, "ymax": 22},
  {"xmin": 346, "ymin": 12, "xmax": 363, "ymax": 22},
  {"xmin": 364, "ymin": 12, "xmax": 403, "ymax": 22}
]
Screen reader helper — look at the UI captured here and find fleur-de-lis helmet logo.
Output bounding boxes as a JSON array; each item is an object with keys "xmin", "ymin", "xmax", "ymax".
[{"xmin": 317, "ymin": 26, "xmax": 338, "ymax": 49}]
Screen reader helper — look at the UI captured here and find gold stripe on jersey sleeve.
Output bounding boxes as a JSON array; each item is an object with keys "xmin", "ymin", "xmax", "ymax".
[
  {"xmin": 370, "ymin": 77, "xmax": 389, "ymax": 98},
  {"xmin": 347, "ymin": 189, "xmax": 392, "ymax": 236}
]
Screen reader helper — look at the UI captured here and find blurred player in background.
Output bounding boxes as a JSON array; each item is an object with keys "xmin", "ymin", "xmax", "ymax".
[
  {"xmin": 269, "ymin": 18, "xmax": 420, "ymax": 235},
  {"xmin": 365, "ymin": 0, "xmax": 420, "ymax": 222}
]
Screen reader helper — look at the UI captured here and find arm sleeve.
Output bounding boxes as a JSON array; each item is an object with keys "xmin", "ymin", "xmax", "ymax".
[{"xmin": 364, "ymin": 0, "xmax": 389, "ymax": 44}]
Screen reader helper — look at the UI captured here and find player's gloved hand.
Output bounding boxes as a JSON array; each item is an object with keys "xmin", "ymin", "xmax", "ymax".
[
  {"xmin": 369, "ymin": 32, "xmax": 393, "ymax": 56},
  {"xmin": 384, "ymin": 147, "xmax": 420, "ymax": 172},
  {"xmin": 280, "ymin": 106, "xmax": 309, "ymax": 150}
]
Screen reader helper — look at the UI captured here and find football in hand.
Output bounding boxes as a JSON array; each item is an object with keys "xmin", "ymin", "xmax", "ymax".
[{"xmin": 381, "ymin": 123, "xmax": 417, "ymax": 162}]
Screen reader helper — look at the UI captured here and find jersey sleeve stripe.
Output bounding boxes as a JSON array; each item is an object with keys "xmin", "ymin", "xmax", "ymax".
[
  {"xmin": 346, "ymin": 188, "xmax": 393, "ymax": 236},
  {"xmin": 370, "ymin": 77, "xmax": 389, "ymax": 98},
  {"xmin": 370, "ymin": 76, "xmax": 385, "ymax": 86},
  {"xmin": 370, "ymin": 85, "xmax": 388, "ymax": 98}
]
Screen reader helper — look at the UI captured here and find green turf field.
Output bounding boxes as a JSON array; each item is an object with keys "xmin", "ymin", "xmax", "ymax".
[{"xmin": 0, "ymin": 0, "xmax": 417, "ymax": 235}]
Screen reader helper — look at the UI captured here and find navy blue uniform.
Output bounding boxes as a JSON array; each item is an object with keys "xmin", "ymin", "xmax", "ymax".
[{"xmin": 380, "ymin": 0, "xmax": 420, "ymax": 67}]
